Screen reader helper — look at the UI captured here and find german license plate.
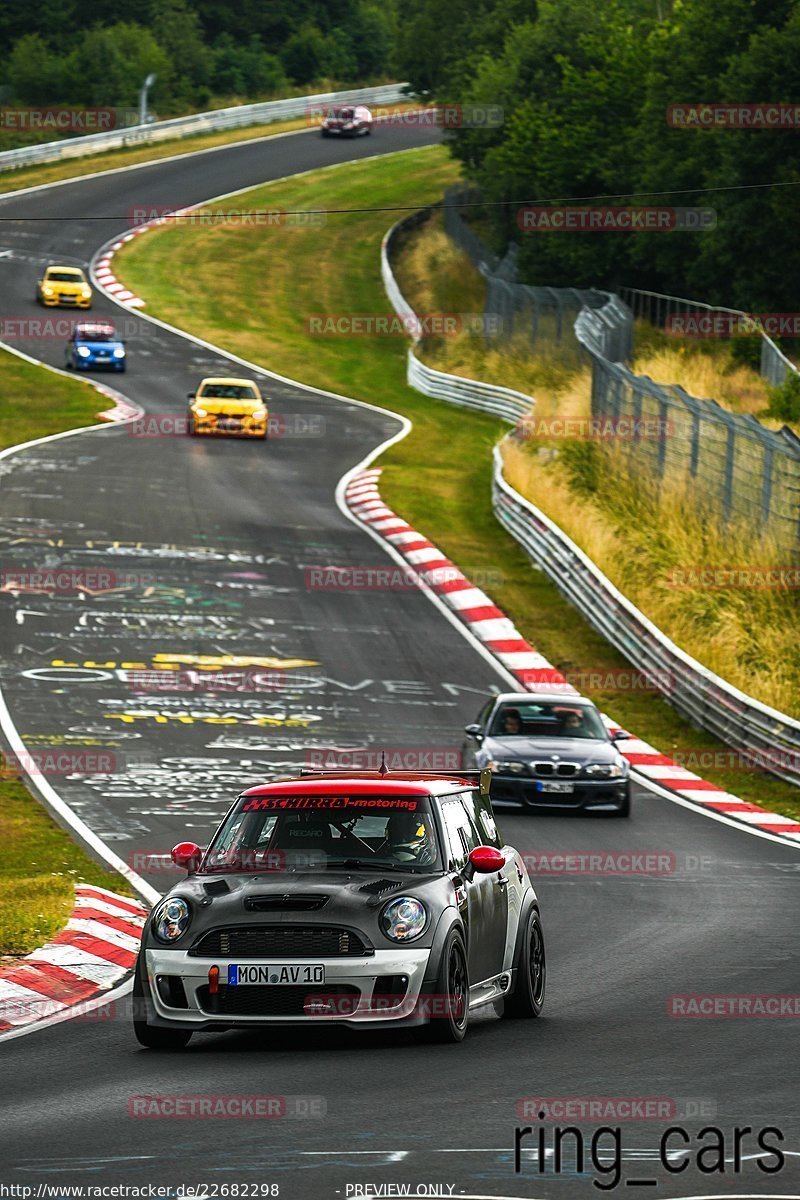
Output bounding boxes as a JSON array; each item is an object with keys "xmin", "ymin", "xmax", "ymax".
[
  {"xmin": 228, "ymin": 964, "xmax": 325, "ymax": 986},
  {"xmin": 536, "ymin": 781, "xmax": 574, "ymax": 794}
]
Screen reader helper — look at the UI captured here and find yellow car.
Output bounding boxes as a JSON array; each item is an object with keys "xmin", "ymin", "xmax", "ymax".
[
  {"xmin": 36, "ymin": 265, "xmax": 93, "ymax": 308},
  {"xmin": 187, "ymin": 377, "xmax": 268, "ymax": 439}
]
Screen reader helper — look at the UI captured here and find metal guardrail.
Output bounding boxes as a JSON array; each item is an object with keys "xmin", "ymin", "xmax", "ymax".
[
  {"xmin": 0, "ymin": 84, "xmax": 410, "ymax": 173},
  {"xmin": 381, "ymin": 213, "xmax": 535, "ymax": 424},
  {"xmin": 620, "ymin": 286, "xmax": 800, "ymax": 387},
  {"xmin": 492, "ymin": 439, "xmax": 800, "ymax": 788},
  {"xmin": 381, "ymin": 208, "xmax": 800, "ymax": 787}
]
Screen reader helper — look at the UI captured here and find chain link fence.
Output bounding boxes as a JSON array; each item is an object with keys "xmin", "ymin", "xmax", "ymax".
[{"xmin": 441, "ymin": 188, "xmax": 800, "ymax": 548}]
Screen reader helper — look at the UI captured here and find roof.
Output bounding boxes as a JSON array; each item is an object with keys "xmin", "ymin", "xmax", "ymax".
[
  {"xmin": 46, "ymin": 265, "xmax": 84, "ymax": 274},
  {"xmin": 240, "ymin": 773, "xmax": 478, "ymax": 799},
  {"xmin": 198, "ymin": 376, "xmax": 259, "ymax": 388},
  {"xmin": 492, "ymin": 691, "xmax": 597, "ymax": 707}
]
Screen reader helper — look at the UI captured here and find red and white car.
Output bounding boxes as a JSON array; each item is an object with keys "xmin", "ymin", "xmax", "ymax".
[{"xmin": 320, "ymin": 105, "xmax": 373, "ymax": 137}]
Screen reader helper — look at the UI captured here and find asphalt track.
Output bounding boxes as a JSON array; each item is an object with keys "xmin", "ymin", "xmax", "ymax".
[{"xmin": 0, "ymin": 124, "xmax": 798, "ymax": 1200}]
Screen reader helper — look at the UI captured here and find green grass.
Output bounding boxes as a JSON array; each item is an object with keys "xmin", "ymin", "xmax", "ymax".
[
  {"xmin": 115, "ymin": 146, "xmax": 800, "ymax": 821},
  {"xmin": 0, "ymin": 348, "xmax": 102, "ymax": 449},
  {"xmin": 0, "ymin": 778, "xmax": 135, "ymax": 957}
]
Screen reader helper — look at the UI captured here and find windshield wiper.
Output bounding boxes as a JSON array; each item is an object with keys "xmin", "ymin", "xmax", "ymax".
[{"xmin": 327, "ymin": 858, "xmax": 417, "ymax": 873}]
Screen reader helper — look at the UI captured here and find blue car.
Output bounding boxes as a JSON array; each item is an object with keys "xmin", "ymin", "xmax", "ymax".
[{"xmin": 64, "ymin": 320, "xmax": 126, "ymax": 372}]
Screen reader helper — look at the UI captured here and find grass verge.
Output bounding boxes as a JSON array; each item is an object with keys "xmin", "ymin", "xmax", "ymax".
[
  {"xmin": 114, "ymin": 145, "xmax": 800, "ymax": 820},
  {"xmin": 0, "ymin": 777, "xmax": 135, "ymax": 957},
  {"xmin": 0, "ymin": 348, "xmax": 104, "ymax": 450}
]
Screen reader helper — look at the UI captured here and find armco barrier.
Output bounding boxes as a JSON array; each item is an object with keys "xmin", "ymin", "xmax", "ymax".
[
  {"xmin": 381, "ymin": 209, "xmax": 800, "ymax": 789},
  {"xmin": 381, "ymin": 214, "xmax": 534, "ymax": 424},
  {"xmin": 0, "ymin": 84, "xmax": 409, "ymax": 173}
]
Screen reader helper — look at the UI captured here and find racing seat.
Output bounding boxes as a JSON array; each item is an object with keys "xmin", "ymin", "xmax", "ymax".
[{"xmin": 269, "ymin": 814, "xmax": 336, "ymax": 857}]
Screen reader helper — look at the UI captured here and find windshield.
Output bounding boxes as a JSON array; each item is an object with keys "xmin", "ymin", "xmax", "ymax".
[
  {"xmin": 77, "ymin": 326, "xmax": 115, "ymax": 342},
  {"xmin": 47, "ymin": 270, "xmax": 83, "ymax": 282},
  {"xmin": 491, "ymin": 701, "xmax": 608, "ymax": 740},
  {"xmin": 199, "ymin": 383, "xmax": 258, "ymax": 399},
  {"xmin": 202, "ymin": 794, "xmax": 440, "ymax": 874},
  {"xmin": 329, "ymin": 108, "xmax": 353, "ymax": 120}
]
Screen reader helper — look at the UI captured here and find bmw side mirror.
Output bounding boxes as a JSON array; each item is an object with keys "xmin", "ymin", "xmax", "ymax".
[
  {"xmin": 187, "ymin": 391, "xmax": 196, "ymax": 399},
  {"xmin": 464, "ymin": 724, "xmax": 483, "ymax": 740},
  {"xmin": 611, "ymin": 729, "xmax": 631, "ymax": 742}
]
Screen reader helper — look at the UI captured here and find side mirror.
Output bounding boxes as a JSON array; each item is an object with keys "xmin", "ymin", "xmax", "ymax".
[
  {"xmin": 468, "ymin": 845, "xmax": 505, "ymax": 874},
  {"xmin": 171, "ymin": 841, "xmax": 202, "ymax": 872},
  {"xmin": 464, "ymin": 723, "xmax": 483, "ymax": 740},
  {"xmin": 610, "ymin": 729, "xmax": 631, "ymax": 742},
  {"xmin": 187, "ymin": 391, "xmax": 196, "ymax": 399}
]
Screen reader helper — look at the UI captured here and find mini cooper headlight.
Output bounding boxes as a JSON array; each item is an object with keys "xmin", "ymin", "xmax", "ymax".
[
  {"xmin": 153, "ymin": 896, "xmax": 191, "ymax": 942},
  {"xmin": 380, "ymin": 896, "xmax": 427, "ymax": 942},
  {"xmin": 488, "ymin": 759, "xmax": 526, "ymax": 774},
  {"xmin": 76, "ymin": 346, "xmax": 91, "ymax": 357},
  {"xmin": 584, "ymin": 762, "xmax": 625, "ymax": 778}
]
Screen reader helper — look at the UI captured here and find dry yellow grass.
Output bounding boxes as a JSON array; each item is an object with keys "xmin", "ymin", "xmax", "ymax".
[{"xmin": 633, "ymin": 345, "xmax": 771, "ymax": 416}]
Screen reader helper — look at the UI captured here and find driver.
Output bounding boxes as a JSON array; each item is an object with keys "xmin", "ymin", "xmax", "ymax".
[
  {"xmin": 383, "ymin": 812, "xmax": 435, "ymax": 865},
  {"xmin": 499, "ymin": 707, "xmax": 523, "ymax": 735}
]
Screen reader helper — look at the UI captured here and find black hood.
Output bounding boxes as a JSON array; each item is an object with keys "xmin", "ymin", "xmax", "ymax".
[{"xmin": 480, "ymin": 735, "xmax": 620, "ymax": 765}]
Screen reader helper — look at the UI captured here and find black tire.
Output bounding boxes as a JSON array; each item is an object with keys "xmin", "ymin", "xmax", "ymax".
[
  {"xmin": 504, "ymin": 908, "xmax": 545, "ymax": 1019},
  {"xmin": 612, "ymin": 782, "xmax": 632, "ymax": 818},
  {"xmin": 132, "ymin": 960, "xmax": 192, "ymax": 1050},
  {"xmin": 65, "ymin": 360, "xmax": 73, "ymax": 370},
  {"xmin": 413, "ymin": 930, "xmax": 469, "ymax": 1043}
]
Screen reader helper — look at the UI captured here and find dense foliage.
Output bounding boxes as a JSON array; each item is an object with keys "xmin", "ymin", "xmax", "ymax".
[
  {"xmin": 0, "ymin": 0, "xmax": 397, "ymax": 133},
  {"xmin": 397, "ymin": 0, "xmax": 800, "ymax": 311}
]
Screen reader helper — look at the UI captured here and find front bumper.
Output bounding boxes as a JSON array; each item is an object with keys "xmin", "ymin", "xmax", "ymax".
[
  {"xmin": 43, "ymin": 293, "xmax": 92, "ymax": 308},
  {"xmin": 490, "ymin": 774, "xmax": 628, "ymax": 810},
  {"xmin": 191, "ymin": 418, "xmax": 267, "ymax": 438},
  {"xmin": 143, "ymin": 946, "xmax": 433, "ymax": 1029}
]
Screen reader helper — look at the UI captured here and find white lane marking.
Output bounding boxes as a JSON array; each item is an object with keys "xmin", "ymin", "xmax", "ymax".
[
  {"xmin": 65, "ymin": 917, "xmax": 141, "ymax": 952},
  {"xmin": 29, "ymin": 943, "xmax": 133, "ymax": 982},
  {"xmin": 73, "ymin": 895, "xmax": 146, "ymax": 922},
  {"xmin": 0, "ymin": 976, "xmax": 134, "ymax": 1044}
]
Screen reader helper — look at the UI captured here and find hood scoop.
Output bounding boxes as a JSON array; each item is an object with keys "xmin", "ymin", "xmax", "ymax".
[
  {"xmin": 244, "ymin": 893, "xmax": 329, "ymax": 912},
  {"xmin": 358, "ymin": 878, "xmax": 403, "ymax": 897}
]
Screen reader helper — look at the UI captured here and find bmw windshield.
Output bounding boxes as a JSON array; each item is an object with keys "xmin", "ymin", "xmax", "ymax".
[{"xmin": 202, "ymin": 794, "xmax": 441, "ymax": 873}]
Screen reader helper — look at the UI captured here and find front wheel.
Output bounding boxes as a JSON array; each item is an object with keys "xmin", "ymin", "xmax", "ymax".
[
  {"xmin": 132, "ymin": 961, "xmax": 192, "ymax": 1050},
  {"xmin": 504, "ymin": 908, "xmax": 545, "ymax": 1019},
  {"xmin": 413, "ymin": 930, "xmax": 469, "ymax": 1044}
]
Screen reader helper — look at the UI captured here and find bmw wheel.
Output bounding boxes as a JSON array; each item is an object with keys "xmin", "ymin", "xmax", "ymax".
[
  {"xmin": 504, "ymin": 909, "xmax": 545, "ymax": 1019},
  {"xmin": 414, "ymin": 930, "xmax": 469, "ymax": 1044}
]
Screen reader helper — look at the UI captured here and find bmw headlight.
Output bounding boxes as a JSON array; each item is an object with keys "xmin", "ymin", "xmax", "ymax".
[
  {"xmin": 488, "ymin": 759, "xmax": 526, "ymax": 774},
  {"xmin": 81, "ymin": 287, "xmax": 92, "ymax": 297},
  {"xmin": 153, "ymin": 896, "xmax": 191, "ymax": 942},
  {"xmin": 380, "ymin": 896, "xmax": 427, "ymax": 942},
  {"xmin": 251, "ymin": 408, "xmax": 266, "ymax": 419},
  {"xmin": 584, "ymin": 763, "xmax": 625, "ymax": 778},
  {"xmin": 112, "ymin": 347, "xmax": 125, "ymax": 358},
  {"xmin": 193, "ymin": 406, "xmax": 207, "ymax": 418},
  {"xmin": 76, "ymin": 346, "xmax": 91, "ymax": 357},
  {"xmin": 43, "ymin": 287, "xmax": 54, "ymax": 296}
]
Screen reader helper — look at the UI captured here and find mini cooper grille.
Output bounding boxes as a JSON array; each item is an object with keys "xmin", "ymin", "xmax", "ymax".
[
  {"xmin": 190, "ymin": 925, "xmax": 372, "ymax": 957},
  {"xmin": 532, "ymin": 762, "xmax": 580, "ymax": 778},
  {"xmin": 196, "ymin": 983, "xmax": 360, "ymax": 1017}
]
